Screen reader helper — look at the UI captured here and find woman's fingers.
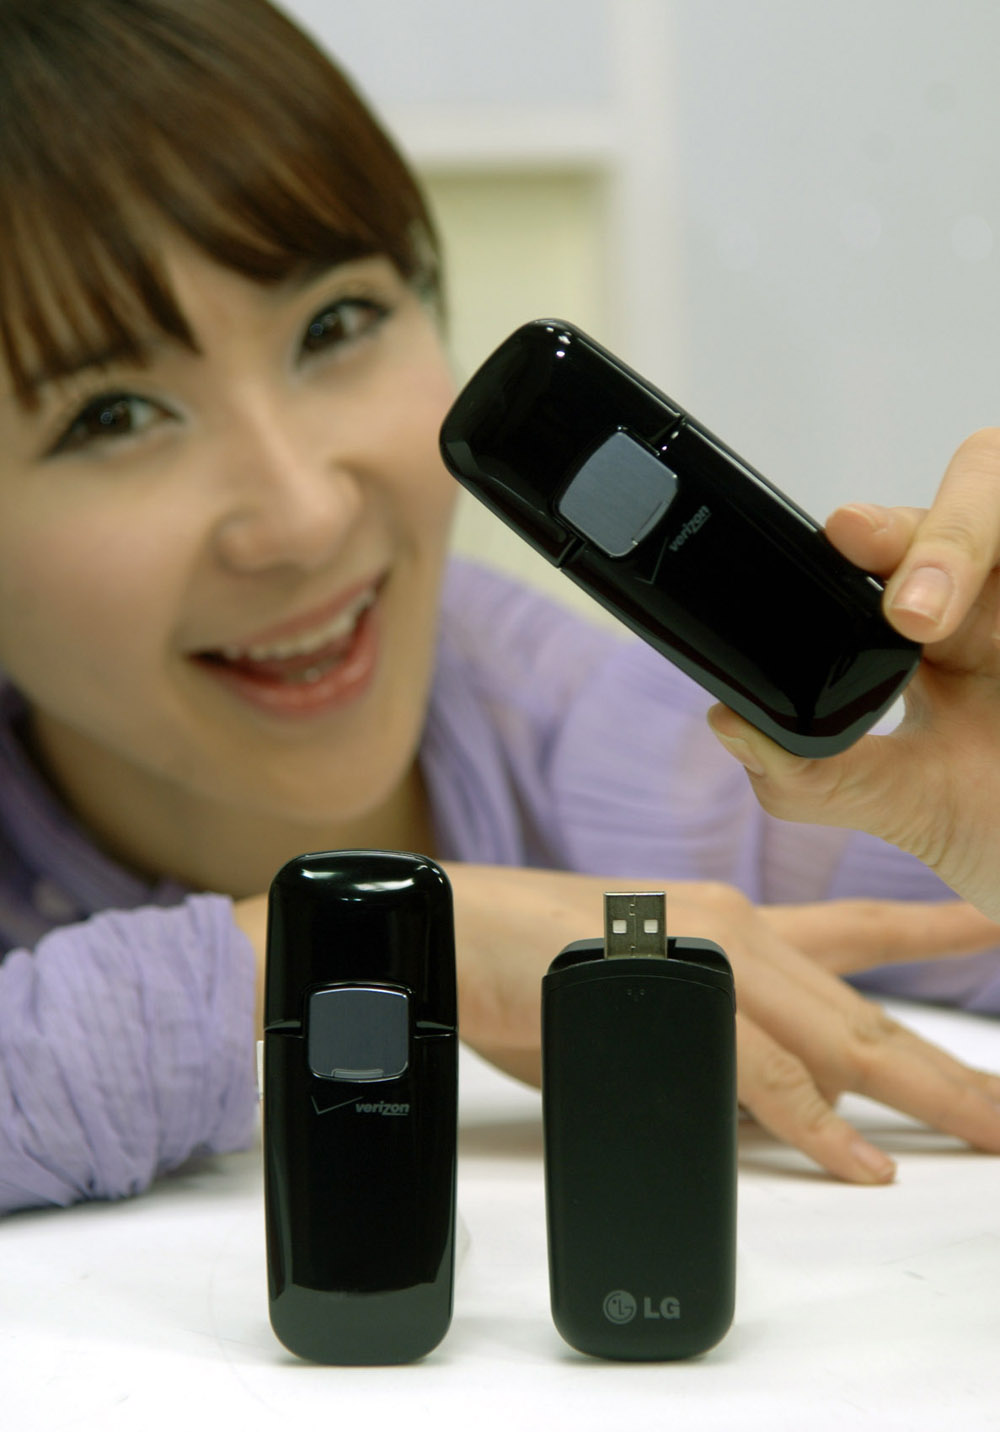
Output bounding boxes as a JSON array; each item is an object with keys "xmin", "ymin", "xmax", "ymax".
[
  {"xmin": 761, "ymin": 897, "xmax": 1000, "ymax": 974},
  {"xmin": 708, "ymin": 616, "xmax": 1000, "ymax": 919},
  {"xmin": 735, "ymin": 929, "xmax": 1000, "ymax": 1169},
  {"xmin": 883, "ymin": 429, "xmax": 1000, "ymax": 642},
  {"xmin": 824, "ymin": 502, "xmax": 924, "ymax": 577},
  {"xmin": 692, "ymin": 885, "xmax": 1000, "ymax": 1180},
  {"xmin": 844, "ymin": 1014, "xmax": 1000, "ymax": 1149},
  {"xmin": 736, "ymin": 1013, "xmax": 896, "ymax": 1183},
  {"xmin": 705, "ymin": 705, "xmax": 935, "ymax": 852},
  {"xmin": 826, "ymin": 429, "xmax": 1000, "ymax": 645}
]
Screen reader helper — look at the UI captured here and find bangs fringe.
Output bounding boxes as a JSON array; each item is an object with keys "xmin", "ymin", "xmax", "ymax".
[
  {"xmin": 0, "ymin": 185, "xmax": 197, "ymax": 407},
  {"xmin": 0, "ymin": 0, "xmax": 441, "ymax": 407}
]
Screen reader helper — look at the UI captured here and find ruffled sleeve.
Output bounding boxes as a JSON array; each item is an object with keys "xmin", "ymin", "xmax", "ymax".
[{"xmin": 0, "ymin": 894, "xmax": 257, "ymax": 1214}]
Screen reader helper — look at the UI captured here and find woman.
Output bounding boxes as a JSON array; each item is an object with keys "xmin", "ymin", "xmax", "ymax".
[{"xmin": 0, "ymin": 0, "xmax": 998, "ymax": 1212}]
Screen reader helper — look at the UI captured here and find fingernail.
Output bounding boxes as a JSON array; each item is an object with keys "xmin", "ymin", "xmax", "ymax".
[
  {"xmin": 713, "ymin": 731, "xmax": 767, "ymax": 777},
  {"xmin": 839, "ymin": 502, "xmax": 890, "ymax": 535},
  {"xmin": 850, "ymin": 1139, "xmax": 896, "ymax": 1183},
  {"xmin": 889, "ymin": 565, "xmax": 954, "ymax": 625}
]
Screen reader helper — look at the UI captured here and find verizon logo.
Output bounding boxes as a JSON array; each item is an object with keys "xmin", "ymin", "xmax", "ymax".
[{"xmin": 668, "ymin": 504, "xmax": 711, "ymax": 551}]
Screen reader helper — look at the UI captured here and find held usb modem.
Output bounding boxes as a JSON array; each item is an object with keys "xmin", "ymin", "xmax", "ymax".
[
  {"xmin": 440, "ymin": 319, "xmax": 920, "ymax": 757},
  {"xmin": 542, "ymin": 893, "xmax": 737, "ymax": 1360},
  {"xmin": 263, "ymin": 849, "xmax": 458, "ymax": 1364}
]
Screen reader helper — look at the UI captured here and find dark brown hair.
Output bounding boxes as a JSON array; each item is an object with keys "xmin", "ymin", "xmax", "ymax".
[{"xmin": 0, "ymin": 0, "xmax": 442, "ymax": 407}]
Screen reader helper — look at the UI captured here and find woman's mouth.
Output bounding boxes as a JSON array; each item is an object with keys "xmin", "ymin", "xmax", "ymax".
[{"xmin": 193, "ymin": 585, "xmax": 380, "ymax": 717}]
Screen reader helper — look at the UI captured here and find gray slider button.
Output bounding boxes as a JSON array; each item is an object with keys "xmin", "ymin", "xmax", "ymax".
[
  {"xmin": 556, "ymin": 429, "xmax": 679, "ymax": 558},
  {"xmin": 307, "ymin": 985, "xmax": 409, "ymax": 1082}
]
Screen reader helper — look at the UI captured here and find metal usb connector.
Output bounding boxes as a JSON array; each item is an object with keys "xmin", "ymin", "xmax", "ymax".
[{"xmin": 603, "ymin": 892, "xmax": 668, "ymax": 959}]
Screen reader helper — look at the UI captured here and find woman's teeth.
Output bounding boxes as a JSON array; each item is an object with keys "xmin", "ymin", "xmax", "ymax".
[{"xmin": 220, "ymin": 590, "xmax": 375, "ymax": 663}]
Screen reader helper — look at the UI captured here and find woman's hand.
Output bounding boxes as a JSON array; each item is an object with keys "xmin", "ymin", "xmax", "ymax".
[
  {"xmin": 444, "ymin": 864, "xmax": 1000, "ymax": 1184},
  {"xmin": 708, "ymin": 427, "xmax": 1000, "ymax": 920}
]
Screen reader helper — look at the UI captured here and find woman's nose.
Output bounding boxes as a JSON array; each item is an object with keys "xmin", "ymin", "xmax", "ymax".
[{"xmin": 211, "ymin": 414, "xmax": 364, "ymax": 575}]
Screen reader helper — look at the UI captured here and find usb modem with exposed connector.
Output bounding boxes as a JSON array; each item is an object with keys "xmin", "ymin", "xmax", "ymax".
[{"xmin": 542, "ymin": 892, "xmax": 737, "ymax": 1360}]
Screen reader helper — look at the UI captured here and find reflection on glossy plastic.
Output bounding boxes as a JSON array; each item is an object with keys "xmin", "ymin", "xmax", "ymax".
[
  {"xmin": 440, "ymin": 319, "xmax": 921, "ymax": 756},
  {"xmin": 263, "ymin": 849, "xmax": 457, "ymax": 1364}
]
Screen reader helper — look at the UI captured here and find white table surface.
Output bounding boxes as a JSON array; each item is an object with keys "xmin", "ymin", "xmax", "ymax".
[{"xmin": 2, "ymin": 1000, "xmax": 998, "ymax": 1432}]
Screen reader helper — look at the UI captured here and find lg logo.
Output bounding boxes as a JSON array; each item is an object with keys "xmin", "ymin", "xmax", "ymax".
[
  {"xmin": 602, "ymin": 1290, "xmax": 681, "ymax": 1324},
  {"xmin": 602, "ymin": 1290, "xmax": 637, "ymax": 1324}
]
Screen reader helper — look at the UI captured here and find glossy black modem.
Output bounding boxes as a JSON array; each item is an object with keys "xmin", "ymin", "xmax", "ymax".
[
  {"xmin": 263, "ymin": 849, "xmax": 457, "ymax": 1364},
  {"xmin": 440, "ymin": 319, "xmax": 920, "ymax": 757}
]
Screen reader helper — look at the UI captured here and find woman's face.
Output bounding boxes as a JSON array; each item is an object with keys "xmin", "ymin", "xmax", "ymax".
[{"xmin": 0, "ymin": 242, "xmax": 458, "ymax": 844}]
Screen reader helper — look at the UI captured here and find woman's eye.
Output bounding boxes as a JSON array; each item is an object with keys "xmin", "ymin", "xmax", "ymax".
[
  {"xmin": 300, "ymin": 298, "xmax": 388, "ymax": 357},
  {"xmin": 49, "ymin": 392, "xmax": 169, "ymax": 456}
]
